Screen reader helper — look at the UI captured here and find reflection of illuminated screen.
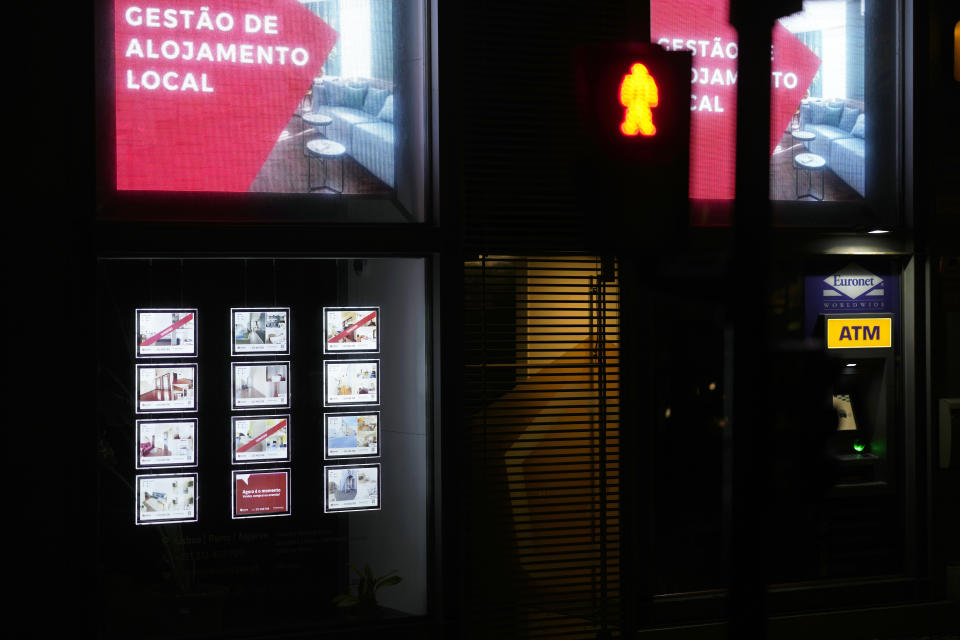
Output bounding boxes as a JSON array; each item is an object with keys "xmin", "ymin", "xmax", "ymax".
[
  {"xmin": 114, "ymin": 0, "xmax": 407, "ymax": 197},
  {"xmin": 652, "ymin": 0, "xmax": 865, "ymax": 204},
  {"xmin": 232, "ymin": 469, "xmax": 291, "ymax": 518}
]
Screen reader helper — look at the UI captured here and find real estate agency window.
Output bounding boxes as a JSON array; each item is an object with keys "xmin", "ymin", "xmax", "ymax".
[
  {"xmin": 651, "ymin": 0, "xmax": 901, "ymax": 227},
  {"xmin": 96, "ymin": 256, "xmax": 431, "ymax": 637},
  {"xmin": 101, "ymin": 0, "xmax": 429, "ymax": 223}
]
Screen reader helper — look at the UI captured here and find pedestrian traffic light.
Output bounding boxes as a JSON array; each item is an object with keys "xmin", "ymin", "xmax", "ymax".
[
  {"xmin": 573, "ymin": 43, "xmax": 691, "ymax": 245},
  {"xmin": 619, "ymin": 62, "xmax": 660, "ymax": 137}
]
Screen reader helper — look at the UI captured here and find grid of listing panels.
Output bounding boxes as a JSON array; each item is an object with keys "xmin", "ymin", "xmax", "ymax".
[
  {"xmin": 229, "ymin": 307, "xmax": 293, "ymax": 520},
  {"xmin": 134, "ymin": 309, "xmax": 199, "ymax": 525},
  {"xmin": 133, "ymin": 306, "xmax": 383, "ymax": 525},
  {"xmin": 321, "ymin": 307, "xmax": 382, "ymax": 513}
]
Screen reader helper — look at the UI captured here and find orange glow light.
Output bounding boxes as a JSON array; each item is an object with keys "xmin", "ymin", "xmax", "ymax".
[
  {"xmin": 954, "ymin": 21, "xmax": 959, "ymax": 82},
  {"xmin": 619, "ymin": 62, "xmax": 659, "ymax": 136}
]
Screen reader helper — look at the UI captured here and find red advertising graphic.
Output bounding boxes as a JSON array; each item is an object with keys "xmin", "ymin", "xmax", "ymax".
[
  {"xmin": 234, "ymin": 471, "xmax": 289, "ymax": 516},
  {"xmin": 328, "ymin": 311, "xmax": 377, "ymax": 343},
  {"xmin": 651, "ymin": 0, "xmax": 821, "ymax": 201},
  {"xmin": 139, "ymin": 312, "xmax": 195, "ymax": 346},
  {"xmin": 115, "ymin": 1, "xmax": 338, "ymax": 191},
  {"xmin": 236, "ymin": 418, "xmax": 287, "ymax": 453}
]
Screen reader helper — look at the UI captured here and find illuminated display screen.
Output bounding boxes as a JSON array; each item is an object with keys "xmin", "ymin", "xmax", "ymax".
[
  {"xmin": 136, "ymin": 309, "xmax": 198, "ymax": 357},
  {"xmin": 324, "ymin": 463, "xmax": 380, "ymax": 512},
  {"xmin": 136, "ymin": 472, "xmax": 198, "ymax": 524},
  {"xmin": 136, "ymin": 418, "xmax": 198, "ymax": 468},
  {"xmin": 652, "ymin": 0, "xmax": 866, "ymax": 206},
  {"xmin": 113, "ymin": 0, "xmax": 418, "ymax": 202},
  {"xmin": 231, "ymin": 307, "xmax": 290, "ymax": 356},
  {"xmin": 324, "ymin": 411, "xmax": 380, "ymax": 459},
  {"xmin": 231, "ymin": 361, "xmax": 290, "ymax": 410},
  {"xmin": 323, "ymin": 306, "xmax": 379, "ymax": 353},
  {"xmin": 136, "ymin": 363, "xmax": 198, "ymax": 413},
  {"xmin": 232, "ymin": 414, "xmax": 291, "ymax": 463},
  {"xmin": 232, "ymin": 469, "xmax": 291, "ymax": 518},
  {"xmin": 323, "ymin": 359, "xmax": 379, "ymax": 406}
]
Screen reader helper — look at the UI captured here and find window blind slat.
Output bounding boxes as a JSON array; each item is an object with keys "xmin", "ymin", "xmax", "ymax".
[{"xmin": 466, "ymin": 256, "xmax": 620, "ymax": 638}]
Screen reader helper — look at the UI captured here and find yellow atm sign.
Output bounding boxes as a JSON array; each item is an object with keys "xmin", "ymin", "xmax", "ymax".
[{"xmin": 826, "ymin": 317, "xmax": 892, "ymax": 349}]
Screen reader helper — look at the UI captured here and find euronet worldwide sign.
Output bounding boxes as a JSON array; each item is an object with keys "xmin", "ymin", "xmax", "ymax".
[
  {"xmin": 804, "ymin": 264, "xmax": 899, "ymax": 337},
  {"xmin": 822, "ymin": 264, "xmax": 885, "ymax": 303}
]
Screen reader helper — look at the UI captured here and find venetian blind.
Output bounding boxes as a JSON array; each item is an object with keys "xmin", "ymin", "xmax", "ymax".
[{"xmin": 463, "ymin": 256, "xmax": 621, "ymax": 639}]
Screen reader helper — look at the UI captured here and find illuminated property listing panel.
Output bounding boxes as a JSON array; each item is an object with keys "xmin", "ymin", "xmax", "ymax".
[
  {"xmin": 323, "ymin": 307, "xmax": 379, "ymax": 354},
  {"xmin": 136, "ymin": 418, "xmax": 198, "ymax": 468},
  {"xmin": 231, "ymin": 307, "xmax": 290, "ymax": 356},
  {"xmin": 136, "ymin": 364, "xmax": 198, "ymax": 413},
  {"xmin": 136, "ymin": 309, "xmax": 198, "ymax": 357},
  {"xmin": 324, "ymin": 411, "xmax": 379, "ymax": 459},
  {"xmin": 232, "ymin": 469, "xmax": 291, "ymax": 518},
  {"xmin": 323, "ymin": 359, "xmax": 379, "ymax": 406},
  {"xmin": 136, "ymin": 472, "xmax": 198, "ymax": 524},
  {"xmin": 232, "ymin": 361, "xmax": 290, "ymax": 410},
  {"xmin": 323, "ymin": 463, "xmax": 380, "ymax": 513},
  {"xmin": 232, "ymin": 414, "xmax": 291, "ymax": 464}
]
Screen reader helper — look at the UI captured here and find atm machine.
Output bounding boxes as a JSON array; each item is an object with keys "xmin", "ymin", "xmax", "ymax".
[{"xmin": 819, "ymin": 311, "xmax": 899, "ymax": 576}]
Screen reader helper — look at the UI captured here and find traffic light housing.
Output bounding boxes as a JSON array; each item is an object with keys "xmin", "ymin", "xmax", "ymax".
[{"xmin": 573, "ymin": 43, "xmax": 691, "ymax": 247}]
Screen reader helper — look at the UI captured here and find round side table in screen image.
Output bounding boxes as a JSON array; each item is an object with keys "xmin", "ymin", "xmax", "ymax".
[
  {"xmin": 306, "ymin": 139, "xmax": 346, "ymax": 194},
  {"xmin": 794, "ymin": 152, "xmax": 826, "ymax": 201}
]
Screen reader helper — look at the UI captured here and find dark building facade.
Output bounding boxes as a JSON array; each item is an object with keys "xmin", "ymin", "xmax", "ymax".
[{"xmin": 54, "ymin": 0, "xmax": 960, "ymax": 638}]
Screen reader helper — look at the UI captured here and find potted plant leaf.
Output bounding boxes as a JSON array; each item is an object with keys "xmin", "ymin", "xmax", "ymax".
[{"xmin": 332, "ymin": 563, "xmax": 402, "ymax": 619}]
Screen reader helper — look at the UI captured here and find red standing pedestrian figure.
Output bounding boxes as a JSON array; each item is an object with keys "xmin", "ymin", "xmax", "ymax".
[{"xmin": 619, "ymin": 62, "xmax": 659, "ymax": 136}]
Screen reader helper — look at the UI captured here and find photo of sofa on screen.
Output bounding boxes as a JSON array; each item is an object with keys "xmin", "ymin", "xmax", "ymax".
[
  {"xmin": 771, "ymin": 0, "xmax": 866, "ymax": 202},
  {"xmin": 251, "ymin": 0, "xmax": 400, "ymax": 195}
]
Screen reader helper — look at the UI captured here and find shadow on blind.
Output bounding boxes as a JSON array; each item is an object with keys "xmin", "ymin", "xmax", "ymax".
[{"xmin": 464, "ymin": 256, "xmax": 621, "ymax": 639}]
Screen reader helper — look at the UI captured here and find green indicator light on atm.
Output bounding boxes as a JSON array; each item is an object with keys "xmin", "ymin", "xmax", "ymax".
[{"xmin": 853, "ymin": 440, "xmax": 865, "ymax": 453}]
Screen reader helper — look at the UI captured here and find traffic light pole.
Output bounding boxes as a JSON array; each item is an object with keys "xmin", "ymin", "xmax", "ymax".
[{"xmin": 728, "ymin": 1, "xmax": 799, "ymax": 637}]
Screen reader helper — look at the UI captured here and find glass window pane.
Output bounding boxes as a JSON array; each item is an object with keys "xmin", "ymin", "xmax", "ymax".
[{"xmin": 96, "ymin": 257, "xmax": 429, "ymax": 636}]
